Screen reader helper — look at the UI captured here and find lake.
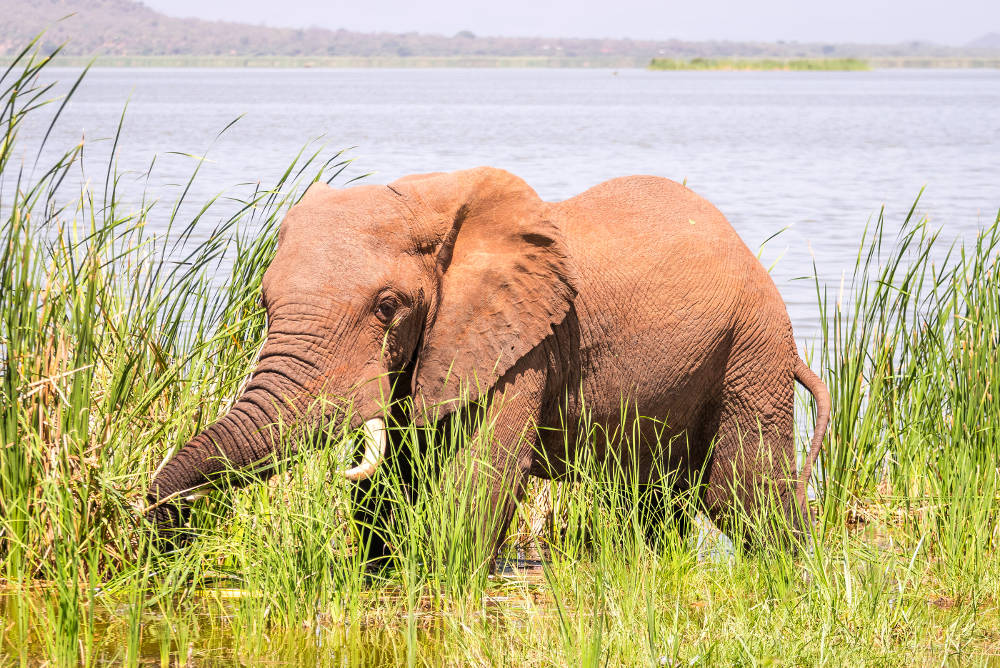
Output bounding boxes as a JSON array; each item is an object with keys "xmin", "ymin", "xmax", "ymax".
[{"xmin": 24, "ymin": 67, "xmax": 1000, "ymax": 346}]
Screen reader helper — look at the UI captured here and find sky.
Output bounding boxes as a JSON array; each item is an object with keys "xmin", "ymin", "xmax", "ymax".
[{"xmin": 141, "ymin": 0, "xmax": 998, "ymax": 46}]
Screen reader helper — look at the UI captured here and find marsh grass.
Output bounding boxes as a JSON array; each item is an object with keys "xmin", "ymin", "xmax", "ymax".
[
  {"xmin": 649, "ymin": 57, "xmax": 870, "ymax": 71},
  {"xmin": 2, "ymin": 39, "xmax": 999, "ymax": 666}
]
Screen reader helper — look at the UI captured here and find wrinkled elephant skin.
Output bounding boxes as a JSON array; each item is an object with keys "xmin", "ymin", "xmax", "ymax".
[{"xmin": 147, "ymin": 167, "xmax": 830, "ymax": 553}]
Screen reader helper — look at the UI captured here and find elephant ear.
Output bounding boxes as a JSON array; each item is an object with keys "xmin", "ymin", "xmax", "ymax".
[{"xmin": 390, "ymin": 167, "xmax": 578, "ymax": 416}]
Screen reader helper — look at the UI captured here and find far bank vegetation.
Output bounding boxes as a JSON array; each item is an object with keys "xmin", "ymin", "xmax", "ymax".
[{"xmin": 649, "ymin": 57, "xmax": 870, "ymax": 71}]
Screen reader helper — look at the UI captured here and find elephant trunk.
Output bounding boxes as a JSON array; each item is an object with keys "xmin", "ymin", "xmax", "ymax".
[
  {"xmin": 146, "ymin": 386, "xmax": 292, "ymax": 532},
  {"xmin": 145, "ymin": 343, "xmax": 392, "ymax": 534}
]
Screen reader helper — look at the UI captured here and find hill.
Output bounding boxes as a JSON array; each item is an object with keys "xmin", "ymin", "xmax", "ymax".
[
  {"xmin": 1, "ymin": 0, "xmax": 998, "ymax": 65},
  {"xmin": 967, "ymin": 32, "xmax": 1000, "ymax": 49}
]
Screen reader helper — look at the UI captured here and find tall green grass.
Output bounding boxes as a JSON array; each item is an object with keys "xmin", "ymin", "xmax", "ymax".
[
  {"xmin": 2, "ymin": 38, "xmax": 998, "ymax": 666},
  {"xmin": 816, "ymin": 201, "xmax": 1000, "ymax": 582}
]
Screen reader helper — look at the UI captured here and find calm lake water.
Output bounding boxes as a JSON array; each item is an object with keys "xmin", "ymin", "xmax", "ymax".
[{"xmin": 23, "ymin": 67, "xmax": 1000, "ymax": 345}]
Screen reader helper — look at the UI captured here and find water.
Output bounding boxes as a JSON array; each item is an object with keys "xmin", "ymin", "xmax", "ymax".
[
  {"xmin": 0, "ymin": 590, "xmax": 448, "ymax": 666},
  {"xmin": 20, "ymin": 67, "xmax": 1000, "ymax": 345}
]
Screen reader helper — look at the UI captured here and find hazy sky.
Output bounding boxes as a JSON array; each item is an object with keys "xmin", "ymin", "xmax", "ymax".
[{"xmin": 142, "ymin": 0, "xmax": 997, "ymax": 46}]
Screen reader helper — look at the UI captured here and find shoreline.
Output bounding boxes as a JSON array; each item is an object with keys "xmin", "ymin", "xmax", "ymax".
[{"xmin": 9, "ymin": 54, "xmax": 1000, "ymax": 69}]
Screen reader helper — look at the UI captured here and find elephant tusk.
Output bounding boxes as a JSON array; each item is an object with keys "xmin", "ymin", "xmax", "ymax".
[{"xmin": 341, "ymin": 417, "xmax": 387, "ymax": 481}]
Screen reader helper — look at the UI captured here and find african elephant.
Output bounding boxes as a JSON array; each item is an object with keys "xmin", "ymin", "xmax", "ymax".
[{"xmin": 146, "ymin": 167, "xmax": 830, "ymax": 555}]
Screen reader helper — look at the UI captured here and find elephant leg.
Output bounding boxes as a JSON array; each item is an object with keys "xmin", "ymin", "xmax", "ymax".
[
  {"xmin": 348, "ymin": 379, "xmax": 415, "ymax": 568},
  {"xmin": 634, "ymin": 483, "xmax": 668, "ymax": 548},
  {"xmin": 351, "ymin": 409, "xmax": 423, "ymax": 567},
  {"xmin": 441, "ymin": 351, "xmax": 547, "ymax": 561},
  {"xmin": 351, "ymin": 475, "xmax": 392, "ymax": 566},
  {"xmin": 637, "ymin": 480, "xmax": 696, "ymax": 549},
  {"xmin": 701, "ymin": 366, "xmax": 795, "ymax": 548},
  {"xmin": 597, "ymin": 476, "xmax": 691, "ymax": 552}
]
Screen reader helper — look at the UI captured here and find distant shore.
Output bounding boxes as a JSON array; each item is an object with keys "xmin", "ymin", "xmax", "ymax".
[
  {"xmin": 18, "ymin": 55, "xmax": 647, "ymax": 68},
  {"xmin": 11, "ymin": 54, "xmax": 1000, "ymax": 69},
  {"xmin": 649, "ymin": 57, "xmax": 870, "ymax": 71}
]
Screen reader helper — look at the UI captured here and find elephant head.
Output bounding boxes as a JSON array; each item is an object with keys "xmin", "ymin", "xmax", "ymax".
[{"xmin": 146, "ymin": 167, "xmax": 578, "ymax": 533}]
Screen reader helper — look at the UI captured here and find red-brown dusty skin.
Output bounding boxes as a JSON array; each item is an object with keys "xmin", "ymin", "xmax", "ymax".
[{"xmin": 147, "ymin": 167, "xmax": 831, "ymax": 553}]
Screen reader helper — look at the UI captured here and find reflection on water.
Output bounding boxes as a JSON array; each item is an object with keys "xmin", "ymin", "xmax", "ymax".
[
  {"xmin": 1, "ymin": 588, "xmax": 443, "ymax": 666},
  {"xmin": 2, "ymin": 555, "xmax": 560, "ymax": 666}
]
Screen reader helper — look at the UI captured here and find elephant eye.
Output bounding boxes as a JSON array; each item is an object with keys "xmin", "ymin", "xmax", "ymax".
[{"xmin": 374, "ymin": 296, "xmax": 399, "ymax": 324}]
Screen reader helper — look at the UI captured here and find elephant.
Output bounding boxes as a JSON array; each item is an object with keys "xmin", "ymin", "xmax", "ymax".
[{"xmin": 146, "ymin": 166, "xmax": 830, "ymax": 556}]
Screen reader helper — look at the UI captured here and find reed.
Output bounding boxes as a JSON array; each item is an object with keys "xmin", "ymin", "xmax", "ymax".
[{"xmin": 2, "ymin": 38, "xmax": 997, "ymax": 666}]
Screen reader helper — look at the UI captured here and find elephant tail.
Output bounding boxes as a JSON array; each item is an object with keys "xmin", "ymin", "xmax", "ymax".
[{"xmin": 793, "ymin": 357, "xmax": 831, "ymax": 518}]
